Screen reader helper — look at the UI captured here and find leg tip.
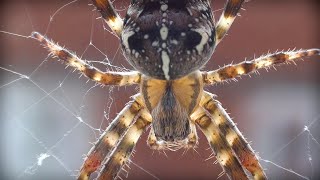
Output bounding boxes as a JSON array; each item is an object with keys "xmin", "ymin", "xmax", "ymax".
[
  {"xmin": 310, "ymin": 48, "xmax": 320, "ymax": 55},
  {"xmin": 30, "ymin": 31, "xmax": 44, "ymax": 42}
]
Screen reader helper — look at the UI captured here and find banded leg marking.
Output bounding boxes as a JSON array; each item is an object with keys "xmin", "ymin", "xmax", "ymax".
[
  {"xmin": 191, "ymin": 107, "xmax": 248, "ymax": 179},
  {"xmin": 31, "ymin": 32, "xmax": 141, "ymax": 86},
  {"xmin": 97, "ymin": 113, "xmax": 152, "ymax": 180},
  {"xmin": 201, "ymin": 92, "xmax": 267, "ymax": 180},
  {"xmin": 203, "ymin": 49, "xmax": 320, "ymax": 85},
  {"xmin": 78, "ymin": 95, "xmax": 145, "ymax": 180},
  {"xmin": 92, "ymin": 0, "xmax": 123, "ymax": 36},
  {"xmin": 215, "ymin": 0, "xmax": 245, "ymax": 45}
]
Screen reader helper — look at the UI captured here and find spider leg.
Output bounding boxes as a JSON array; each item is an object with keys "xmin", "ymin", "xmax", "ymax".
[
  {"xmin": 203, "ymin": 49, "xmax": 320, "ymax": 85},
  {"xmin": 185, "ymin": 122, "xmax": 199, "ymax": 148},
  {"xmin": 215, "ymin": 0, "xmax": 245, "ymax": 45},
  {"xmin": 97, "ymin": 110, "xmax": 152, "ymax": 180},
  {"xmin": 78, "ymin": 94, "xmax": 146, "ymax": 180},
  {"xmin": 31, "ymin": 32, "xmax": 140, "ymax": 86},
  {"xmin": 146, "ymin": 127, "xmax": 163, "ymax": 150},
  {"xmin": 200, "ymin": 91, "xmax": 267, "ymax": 180},
  {"xmin": 191, "ymin": 105, "xmax": 248, "ymax": 179},
  {"xmin": 92, "ymin": 0, "xmax": 123, "ymax": 36}
]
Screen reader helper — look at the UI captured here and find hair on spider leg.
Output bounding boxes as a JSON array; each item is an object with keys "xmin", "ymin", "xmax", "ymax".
[{"xmin": 205, "ymin": 152, "xmax": 216, "ymax": 162}]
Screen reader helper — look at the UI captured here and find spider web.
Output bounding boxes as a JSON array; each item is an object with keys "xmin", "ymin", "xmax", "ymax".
[{"xmin": 1, "ymin": 0, "xmax": 320, "ymax": 180}]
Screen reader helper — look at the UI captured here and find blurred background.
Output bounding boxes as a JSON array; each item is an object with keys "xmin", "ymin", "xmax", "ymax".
[{"xmin": 0, "ymin": 0, "xmax": 319, "ymax": 179}]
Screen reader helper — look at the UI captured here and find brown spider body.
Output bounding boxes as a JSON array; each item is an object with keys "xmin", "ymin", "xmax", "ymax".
[
  {"xmin": 122, "ymin": 0, "xmax": 214, "ymax": 143},
  {"xmin": 31, "ymin": 0, "xmax": 319, "ymax": 179},
  {"xmin": 120, "ymin": 0, "xmax": 215, "ymax": 142}
]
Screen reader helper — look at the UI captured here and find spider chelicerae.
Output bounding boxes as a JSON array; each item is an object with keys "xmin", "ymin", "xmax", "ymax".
[{"xmin": 30, "ymin": 0, "xmax": 319, "ymax": 179}]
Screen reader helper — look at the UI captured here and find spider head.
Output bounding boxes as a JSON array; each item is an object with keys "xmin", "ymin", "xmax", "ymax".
[{"xmin": 121, "ymin": 0, "xmax": 216, "ymax": 80}]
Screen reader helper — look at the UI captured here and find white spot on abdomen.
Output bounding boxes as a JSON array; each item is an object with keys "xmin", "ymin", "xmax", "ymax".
[
  {"xmin": 193, "ymin": 29, "xmax": 209, "ymax": 54},
  {"xmin": 161, "ymin": 4, "xmax": 168, "ymax": 12},
  {"xmin": 161, "ymin": 51, "xmax": 170, "ymax": 80},
  {"xmin": 160, "ymin": 26, "xmax": 169, "ymax": 40},
  {"xmin": 122, "ymin": 30, "xmax": 135, "ymax": 52}
]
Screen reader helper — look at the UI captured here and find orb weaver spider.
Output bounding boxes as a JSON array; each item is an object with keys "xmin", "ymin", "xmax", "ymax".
[{"xmin": 30, "ymin": 0, "xmax": 319, "ymax": 179}]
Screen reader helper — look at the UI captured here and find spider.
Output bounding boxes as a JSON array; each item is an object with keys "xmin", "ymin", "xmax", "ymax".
[{"xmin": 30, "ymin": 0, "xmax": 319, "ymax": 179}]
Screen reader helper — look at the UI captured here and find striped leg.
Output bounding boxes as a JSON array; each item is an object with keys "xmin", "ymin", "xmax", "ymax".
[
  {"xmin": 31, "ymin": 32, "xmax": 140, "ymax": 86},
  {"xmin": 215, "ymin": 0, "xmax": 245, "ymax": 45},
  {"xmin": 97, "ymin": 110, "xmax": 152, "ymax": 180},
  {"xmin": 203, "ymin": 49, "xmax": 320, "ymax": 85},
  {"xmin": 201, "ymin": 92, "xmax": 267, "ymax": 180},
  {"xmin": 92, "ymin": 0, "xmax": 123, "ymax": 36},
  {"xmin": 191, "ymin": 106, "xmax": 248, "ymax": 179},
  {"xmin": 78, "ymin": 95, "xmax": 145, "ymax": 180}
]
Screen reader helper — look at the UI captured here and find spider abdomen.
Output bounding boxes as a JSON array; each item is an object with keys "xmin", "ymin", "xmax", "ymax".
[{"xmin": 121, "ymin": 0, "xmax": 215, "ymax": 80}]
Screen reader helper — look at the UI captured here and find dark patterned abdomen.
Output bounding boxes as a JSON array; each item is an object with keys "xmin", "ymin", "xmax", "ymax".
[{"xmin": 121, "ymin": 0, "xmax": 216, "ymax": 80}]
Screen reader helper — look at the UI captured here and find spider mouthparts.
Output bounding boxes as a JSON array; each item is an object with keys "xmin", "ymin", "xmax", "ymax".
[{"xmin": 148, "ymin": 139, "xmax": 195, "ymax": 151}]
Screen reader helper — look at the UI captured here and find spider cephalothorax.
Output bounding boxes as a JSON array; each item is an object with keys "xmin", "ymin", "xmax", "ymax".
[
  {"xmin": 141, "ymin": 71, "xmax": 204, "ymax": 142},
  {"xmin": 122, "ymin": 0, "xmax": 215, "ymax": 80},
  {"xmin": 31, "ymin": 0, "xmax": 319, "ymax": 179}
]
